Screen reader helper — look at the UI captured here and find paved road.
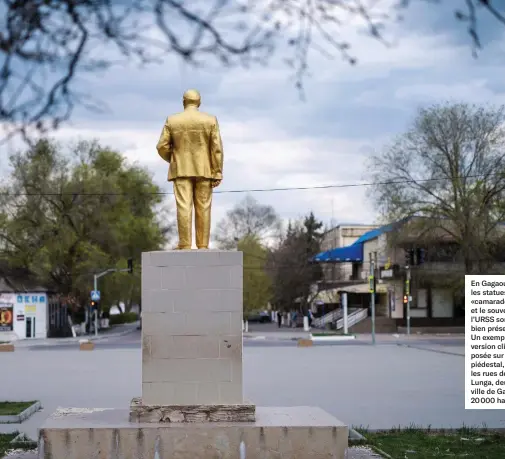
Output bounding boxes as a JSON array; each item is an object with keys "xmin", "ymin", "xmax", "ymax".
[
  {"xmin": 24, "ymin": 330, "xmax": 465, "ymax": 353},
  {"xmin": 1, "ymin": 327, "xmax": 492, "ymax": 445}
]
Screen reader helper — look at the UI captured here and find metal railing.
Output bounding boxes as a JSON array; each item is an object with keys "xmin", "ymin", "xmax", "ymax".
[
  {"xmin": 312, "ymin": 309, "xmax": 342, "ymax": 328},
  {"xmin": 313, "ymin": 307, "xmax": 366, "ymax": 329},
  {"xmin": 335, "ymin": 308, "xmax": 368, "ymax": 330}
]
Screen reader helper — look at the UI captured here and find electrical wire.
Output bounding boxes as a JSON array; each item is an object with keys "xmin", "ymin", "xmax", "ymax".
[{"xmin": 0, "ymin": 173, "xmax": 502, "ymax": 197}]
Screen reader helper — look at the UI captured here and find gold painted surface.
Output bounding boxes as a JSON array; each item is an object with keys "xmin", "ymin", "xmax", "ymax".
[{"xmin": 156, "ymin": 89, "xmax": 223, "ymax": 249}]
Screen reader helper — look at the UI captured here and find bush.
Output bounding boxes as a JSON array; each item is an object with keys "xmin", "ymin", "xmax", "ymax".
[{"xmin": 109, "ymin": 312, "xmax": 138, "ymax": 325}]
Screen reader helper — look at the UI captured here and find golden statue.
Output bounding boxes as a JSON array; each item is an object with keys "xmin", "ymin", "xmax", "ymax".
[{"xmin": 156, "ymin": 89, "xmax": 223, "ymax": 249}]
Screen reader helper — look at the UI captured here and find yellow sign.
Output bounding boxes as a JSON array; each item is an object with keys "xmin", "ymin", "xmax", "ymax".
[
  {"xmin": 24, "ymin": 305, "xmax": 36, "ymax": 314},
  {"xmin": 385, "ymin": 257, "xmax": 391, "ymax": 270}
]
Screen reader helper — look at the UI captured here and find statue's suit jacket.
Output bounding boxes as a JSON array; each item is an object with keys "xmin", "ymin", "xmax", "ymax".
[{"xmin": 156, "ymin": 107, "xmax": 224, "ymax": 182}]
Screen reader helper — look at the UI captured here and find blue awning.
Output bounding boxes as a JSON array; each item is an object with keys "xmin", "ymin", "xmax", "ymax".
[
  {"xmin": 313, "ymin": 243, "xmax": 363, "ymax": 263},
  {"xmin": 313, "ymin": 222, "xmax": 398, "ymax": 263}
]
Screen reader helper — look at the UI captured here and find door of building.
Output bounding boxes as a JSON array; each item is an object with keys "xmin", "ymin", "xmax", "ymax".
[{"xmin": 25, "ymin": 316, "xmax": 36, "ymax": 338}]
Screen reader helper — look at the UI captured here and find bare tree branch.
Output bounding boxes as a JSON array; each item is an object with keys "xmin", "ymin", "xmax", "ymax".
[{"xmin": 1, "ymin": 0, "xmax": 504, "ymax": 142}]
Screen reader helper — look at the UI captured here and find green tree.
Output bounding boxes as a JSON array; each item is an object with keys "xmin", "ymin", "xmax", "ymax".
[
  {"xmin": 238, "ymin": 235, "xmax": 272, "ymax": 314},
  {"xmin": 0, "ymin": 139, "xmax": 173, "ymax": 312},
  {"xmin": 269, "ymin": 212, "xmax": 323, "ymax": 312},
  {"xmin": 368, "ymin": 102, "xmax": 505, "ymax": 274}
]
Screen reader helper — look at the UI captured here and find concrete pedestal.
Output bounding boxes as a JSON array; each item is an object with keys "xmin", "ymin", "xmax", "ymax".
[
  {"xmin": 39, "ymin": 407, "xmax": 348, "ymax": 459},
  {"xmin": 140, "ymin": 250, "xmax": 244, "ymax": 407},
  {"xmin": 40, "ymin": 250, "xmax": 349, "ymax": 458}
]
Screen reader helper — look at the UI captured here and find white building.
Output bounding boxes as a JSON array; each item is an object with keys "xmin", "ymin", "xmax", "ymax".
[
  {"xmin": 0, "ymin": 292, "xmax": 48, "ymax": 339},
  {"xmin": 0, "ymin": 266, "xmax": 68, "ymax": 341}
]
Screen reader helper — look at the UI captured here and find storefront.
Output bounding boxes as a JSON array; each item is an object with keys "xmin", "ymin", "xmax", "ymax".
[{"xmin": 0, "ymin": 292, "xmax": 48, "ymax": 340}]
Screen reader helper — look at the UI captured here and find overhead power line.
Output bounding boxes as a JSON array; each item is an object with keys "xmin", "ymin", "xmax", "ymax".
[{"xmin": 0, "ymin": 173, "xmax": 502, "ymax": 197}]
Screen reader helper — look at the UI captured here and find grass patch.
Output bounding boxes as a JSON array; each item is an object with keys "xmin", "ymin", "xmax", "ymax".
[
  {"xmin": 0, "ymin": 401, "xmax": 36, "ymax": 416},
  {"xmin": 0, "ymin": 433, "xmax": 37, "ymax": 456},
  {"xmin": 0, "ymin": 433, "xmax": 18, "ymax": 456},
  {"xmin": 356, "ymin": 426, "xmax": 505, "ymax": 458}
]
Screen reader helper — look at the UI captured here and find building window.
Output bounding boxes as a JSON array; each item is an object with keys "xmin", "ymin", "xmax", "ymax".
[{"xmin": 415, "ymin": 289, "xmax": 428, "ymax": 309}]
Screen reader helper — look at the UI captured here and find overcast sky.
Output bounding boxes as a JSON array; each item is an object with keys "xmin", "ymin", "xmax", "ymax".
[{"xmin": 2, "ymin": 1, "xmax": 504, "ymax": 246}]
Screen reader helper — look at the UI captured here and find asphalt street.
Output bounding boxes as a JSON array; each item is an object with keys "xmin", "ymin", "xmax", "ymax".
[
  {"xmin": 1, "ymin": 326, "xmax": 495, "ymax": 445},
  {"xmin": 25, "ymin": 329, "xmax": 465, "ymax": 353}
]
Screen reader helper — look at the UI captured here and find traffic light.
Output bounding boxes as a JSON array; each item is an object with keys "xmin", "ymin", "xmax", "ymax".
[
  {"xmin": 127, "ymin": 258, "xmax": 133, "ymax": 274},
  {"xmin": 405, "ymin": 248, "xmax": 414, "ymax": 266},
  {"xmin": 90, "ymin": 300, "xmax": 98, "ymax": 310},
  {"xmin": 416, "ymin": 248, "xmax": 425, "ymax": 265}
]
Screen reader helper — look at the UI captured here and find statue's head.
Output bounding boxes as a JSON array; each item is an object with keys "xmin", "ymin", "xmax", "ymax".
[{"xmin": 183, "ymin": 89, "xmax": 201, "ymax": 108}]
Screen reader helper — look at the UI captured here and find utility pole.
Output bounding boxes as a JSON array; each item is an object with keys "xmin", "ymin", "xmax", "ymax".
[
  {"xmin": 405, "ymin": 266, "xmax": 411, "ymax": 336},
  {"xmin": 341, "ymin": 291, "xmax": 348, "ymax": 335},
  {"xmin": 92, "ymin": 258, "xmax": 134, "ymax": 337},
  {"xmin": 369, "ymin": 252, "xmax": 376, "ymax": 345}
]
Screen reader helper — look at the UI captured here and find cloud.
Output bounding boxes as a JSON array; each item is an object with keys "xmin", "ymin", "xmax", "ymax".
[{"xmin": 3, "ymin": 0, "xmax": 505, "ymax": 249}]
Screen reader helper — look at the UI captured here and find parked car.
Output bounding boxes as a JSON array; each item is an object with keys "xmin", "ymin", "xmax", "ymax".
[{"xmin": 245, "ymin": 311, "xmax": 271, "ymax": 323}]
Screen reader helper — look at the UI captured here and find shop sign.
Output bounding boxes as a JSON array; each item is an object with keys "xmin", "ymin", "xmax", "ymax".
[{"xmin": 24, "ymin": 305, "xmax": 36, "ymax": 314}]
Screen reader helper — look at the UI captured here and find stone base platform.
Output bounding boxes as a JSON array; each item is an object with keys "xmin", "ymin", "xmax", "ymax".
[
  {"xmin": 130, "ymin": 397, "xmax": 256, "ymax": 422},
  {"xmin": 39, "ymin": 406, "xmax": 348, "ymax": 459}
]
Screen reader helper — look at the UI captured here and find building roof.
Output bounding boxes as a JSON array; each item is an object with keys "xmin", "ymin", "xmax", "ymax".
[
  {"xmin": 322, "ymin": 222, "xmax": 378, "ymax": 236},
  {"xmin": 314, "ymin": 219, "xmax": 405, "ymax": 262},
  {"xmin": 0, "ymin": 261, "xmax": 52, "ymax": 293}
]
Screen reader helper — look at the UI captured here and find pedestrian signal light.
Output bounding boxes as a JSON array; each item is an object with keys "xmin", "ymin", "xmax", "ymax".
[{"xmin": 403, "ymin": 296, "xmax": 408, "ymax": 304}]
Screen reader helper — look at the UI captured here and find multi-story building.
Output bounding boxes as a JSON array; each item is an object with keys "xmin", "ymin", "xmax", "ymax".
[
  {"xmin": 319, "ymin": 223, "xmax": 379, "ymax": 284},
  {"xmin": 314, "ymin": 217, "xmax": 505, "ymax": 330}
]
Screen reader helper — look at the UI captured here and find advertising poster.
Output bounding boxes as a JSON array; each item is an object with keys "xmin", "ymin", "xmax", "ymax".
[{"xmin": 0, "ymin": 303, "xmax": 14, "ymax": 332}]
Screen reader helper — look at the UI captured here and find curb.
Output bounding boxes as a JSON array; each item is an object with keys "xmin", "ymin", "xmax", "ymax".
[
  {"xmin": 88, "ymin": 325, "xmax": 139, "ymax": 343},
  {"xmin": 243, "ymin": 335, "xmax": 311, "ymax": 341},
  {"xmin": 10, "ymin": 432, "xmax": 38, "ymax": 448},
  {"xmin": 0, "ymin": 401, "xmax": 41, "ymax": 424},
  {"xmin": 311, "ymin": 335, "xmax": 356, "ymax": 342},
  {"xmin": 11, "ymin": 325, "xmax": 139, "ymax": 348},
  {"xmin": 348, "ymin": 428, "xmax": 366, "ymax": 441},
  {"xmin": 350, "ymin": 430, "xmax": 393, "ymax": 458},
  {"xmin": 370, "ymin": 445, "xmax": 393, "ymax": 458},
  {"xmin": 0, "ymin": 343, "xmax": 14, "ymax": 352}
]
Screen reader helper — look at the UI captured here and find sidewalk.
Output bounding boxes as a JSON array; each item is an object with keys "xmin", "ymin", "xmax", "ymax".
[
  {"xmin": 243, "ymin": 329, "xmax": 464, "ymax": 343},
  {"xmin": 243, "ymin": 330, "xmax": 311, "ymax": 340},
  {"xmin": 353, "ymin": 333, "xmax": 464, "ymax": 343},
  {"xmin": 1, "ymin": 446, "xmax": 385, "ymax": 459},
  {"xmin": 9, "ymin": 322, "xmax": 139, "ymax": 348}
]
